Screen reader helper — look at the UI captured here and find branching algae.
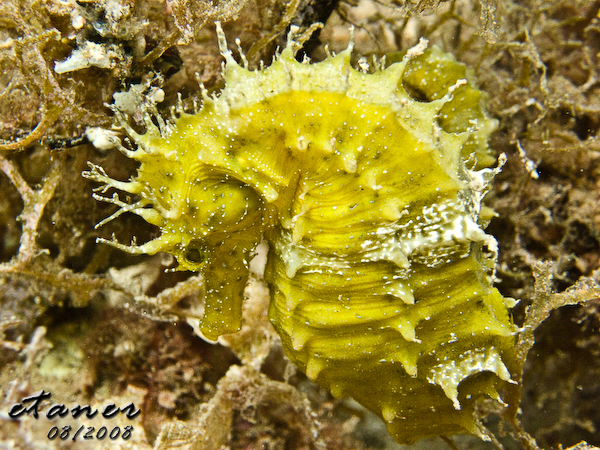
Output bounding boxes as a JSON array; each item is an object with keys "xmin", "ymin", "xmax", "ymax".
[{"xmin": 84, "ymin": 23, "xmax": 519, "ymax": 444}]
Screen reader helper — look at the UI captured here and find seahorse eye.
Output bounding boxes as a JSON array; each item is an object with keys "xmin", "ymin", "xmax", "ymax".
[{"xmin": 184, "ymin": 242, "xmax": 205, "ymax": 265}]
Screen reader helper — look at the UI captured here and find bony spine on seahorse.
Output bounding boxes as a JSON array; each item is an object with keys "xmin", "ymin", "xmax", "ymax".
[{"xmin": 84, "ymin": 22, "xmax": 519, "ymax": 445}]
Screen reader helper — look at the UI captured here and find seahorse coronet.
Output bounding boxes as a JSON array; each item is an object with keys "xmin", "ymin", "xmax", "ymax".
[{"xmin": 84, "ymin": 22, "xmax": 518, "ymax": 445}]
